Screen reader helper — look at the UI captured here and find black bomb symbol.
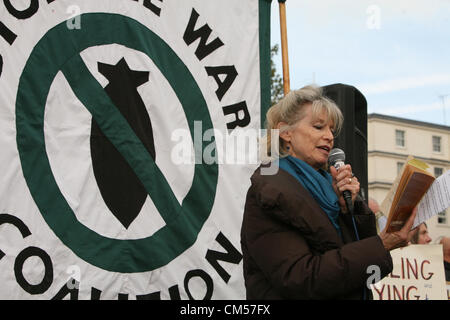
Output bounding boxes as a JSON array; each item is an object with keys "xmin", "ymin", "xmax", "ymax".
[{"xmin": 90, "ymin": 57, "xmax": 156, "ymax": 229}]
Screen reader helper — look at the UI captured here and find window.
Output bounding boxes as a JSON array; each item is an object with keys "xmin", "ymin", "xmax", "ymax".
[
  {"xmin": 397, "ymin": 162, "xmax": 404, "ymax": 175},
  {"xmin": 438, "ymin": 211, "xmax": 447, "ymax": 225},
  {"xmin": 395, "ymin": 130, "xmax": 405, "ymax": 147},
  {"xmin": 434, "ymin": 167, "xmax": 443, "ymax": 177},
  {"xmin": 432, "ymin": 136, "xmax": 441, "ymax": 153}
]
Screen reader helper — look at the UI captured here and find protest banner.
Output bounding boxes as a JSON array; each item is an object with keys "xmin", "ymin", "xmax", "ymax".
[
  {"xmin": 0, "ymin": 0, "xmax": 271, "ymax": 299},
  {"xmin": 371, "ymin": 244, "xmax": 447, "ymax": 300}
]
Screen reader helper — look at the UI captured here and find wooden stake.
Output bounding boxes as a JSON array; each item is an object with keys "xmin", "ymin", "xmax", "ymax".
[{"xmin": 279, "ymin": 1, "xmax": 290, "ymax": 95}]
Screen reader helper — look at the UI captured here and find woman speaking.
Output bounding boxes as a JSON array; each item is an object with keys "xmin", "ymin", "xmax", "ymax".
[{"xmin": 240, "ymin": 85, "xmax": 416, "ymax": 299}]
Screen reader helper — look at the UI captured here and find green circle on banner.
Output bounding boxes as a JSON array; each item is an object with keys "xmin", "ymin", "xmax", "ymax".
[{"xmin": 16, "ymin": 13, "xmax": 218, "ymax": 273}]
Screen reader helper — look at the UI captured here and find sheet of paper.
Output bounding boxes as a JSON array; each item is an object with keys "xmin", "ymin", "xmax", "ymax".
[{"xmin": 415, "ymin": 170, "xmax": 450, "ymax": 228}]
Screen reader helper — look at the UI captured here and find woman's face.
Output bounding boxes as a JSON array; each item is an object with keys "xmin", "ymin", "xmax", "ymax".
[
  {"xmin": 417, "ymin": 224, "xmax": 432, "ymax": 244},
  {"xmin": 280, "ymin": 103, "xmax": 335, "ymax": 170}
]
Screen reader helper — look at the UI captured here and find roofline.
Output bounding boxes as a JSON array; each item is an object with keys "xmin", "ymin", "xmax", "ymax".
[
  {"xmin": 368, "ymin": 113, "xmax": 450, "ymax": 131},
  {"xmin": 368, "ymin": 150, "xmax": 450, "ymax": 166}
]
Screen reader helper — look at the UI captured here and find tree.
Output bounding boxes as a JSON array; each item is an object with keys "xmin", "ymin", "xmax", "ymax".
[{"xmin": 270, "ymin": 44, "xmax": 284, "ymax": 106}]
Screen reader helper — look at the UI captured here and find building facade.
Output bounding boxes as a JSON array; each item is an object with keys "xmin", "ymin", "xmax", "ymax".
[{"xmin": 368, "ymin": 113, "xmax": 450, "ymax": 242}]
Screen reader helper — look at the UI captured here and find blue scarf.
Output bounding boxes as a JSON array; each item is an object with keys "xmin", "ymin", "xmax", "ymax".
[{"xmin": 279, "ymin": 156, "xmax": 341, "ymax": 236}]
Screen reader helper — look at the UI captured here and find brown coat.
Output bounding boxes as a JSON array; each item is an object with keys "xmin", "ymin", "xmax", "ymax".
[{"xmin": 240, "ymin": 166, "xmax": 393, "ymax": 299}]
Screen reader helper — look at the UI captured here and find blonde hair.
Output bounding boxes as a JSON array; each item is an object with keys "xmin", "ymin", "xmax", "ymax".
[{"xmin": 262, "ymin": 84, "xmax": 343, "ymax": 161}]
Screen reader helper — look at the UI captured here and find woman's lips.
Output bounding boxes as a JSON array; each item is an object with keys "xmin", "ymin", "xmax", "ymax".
[{"xmin": 317, "ymin": 146, "xmax": 331, "ymax": 156}]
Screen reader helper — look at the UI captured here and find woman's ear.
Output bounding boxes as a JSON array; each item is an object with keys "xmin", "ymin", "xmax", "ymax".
[{"xmin": 277, "ymin": 122, "xmax": 291, "ymax": 143}]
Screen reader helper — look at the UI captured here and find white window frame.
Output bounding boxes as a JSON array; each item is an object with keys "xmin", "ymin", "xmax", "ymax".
[
  {"xmin": 395, "ymin": 130, "xmax": 405, "ymax": 148},
  {"xmin": 432, "ymin": 136, "xmax": 441, "ymax": 153},
  {"xmin": 437, "ymin": 210, "xmax": 447, "ymax": 225},
  {"xmin": 434, "ymin": 167, "xmax": 443, "ymax": 178},
  {"xmin": 397, "ymin": 162, "xmax": 404, "ymax": 175}
]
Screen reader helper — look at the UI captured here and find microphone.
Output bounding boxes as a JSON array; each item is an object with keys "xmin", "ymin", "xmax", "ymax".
[{"xmin": 328, "ymin": 148, "xmax": 353, "ymax": 214}]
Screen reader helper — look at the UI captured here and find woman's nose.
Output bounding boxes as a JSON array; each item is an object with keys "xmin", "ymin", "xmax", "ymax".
[{"xmin": 324, "ymin": 127, "xmax": 334, "ymax": 140}]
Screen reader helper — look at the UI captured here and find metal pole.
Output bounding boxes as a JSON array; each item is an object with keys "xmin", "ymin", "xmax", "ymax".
[{"xmin": 278, "ymin": 0, "xmax": 290, "ymax": 95}]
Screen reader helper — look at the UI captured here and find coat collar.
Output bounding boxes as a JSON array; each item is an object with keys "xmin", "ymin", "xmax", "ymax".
[{"xmin": 252, "ymin": 165, "xmax": 348, "ymax": 249}]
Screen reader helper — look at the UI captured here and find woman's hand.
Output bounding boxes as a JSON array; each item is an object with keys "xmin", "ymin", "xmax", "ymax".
[
  {"xmin": 379, "ymin": 207, "xmax": 418, "ymax": 251},
  {"xmin": 329, "ymin": 164, "xmax": 360, "ymax": 213}
]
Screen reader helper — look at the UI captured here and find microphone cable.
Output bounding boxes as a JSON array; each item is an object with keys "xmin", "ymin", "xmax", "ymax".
[{"xmin": 348, "ymin": 203, "xmax": 367, "ymax": 300}]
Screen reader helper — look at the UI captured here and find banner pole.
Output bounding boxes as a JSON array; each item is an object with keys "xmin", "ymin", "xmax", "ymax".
[{"xmin": 279, "ymin": 0, "xmax": 290, "ymax": 95}]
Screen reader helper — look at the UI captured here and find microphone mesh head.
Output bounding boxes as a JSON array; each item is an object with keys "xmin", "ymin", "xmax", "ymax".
[{"xmin": 328, "ymin": 148, "xmax": 345, "ymax": 167}]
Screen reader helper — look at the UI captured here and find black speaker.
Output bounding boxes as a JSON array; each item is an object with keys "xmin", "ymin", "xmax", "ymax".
[{"xmin": 322, "ymin": 83, "xmax": 368, "ymax": 203}]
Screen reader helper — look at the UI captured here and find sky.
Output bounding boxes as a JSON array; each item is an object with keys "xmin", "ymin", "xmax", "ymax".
[{"xmin": 270, "ymin": 0, "xmax": 450, "ymax": 126}]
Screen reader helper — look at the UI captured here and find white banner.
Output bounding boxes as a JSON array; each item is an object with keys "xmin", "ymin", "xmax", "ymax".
[
  {"xmin": 371, "ymin": 245, "xmax": 447, "ymax": 300},
  {"xmin": 0, "ymin": 0, "xmax": 270, "ymax": 299}
]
